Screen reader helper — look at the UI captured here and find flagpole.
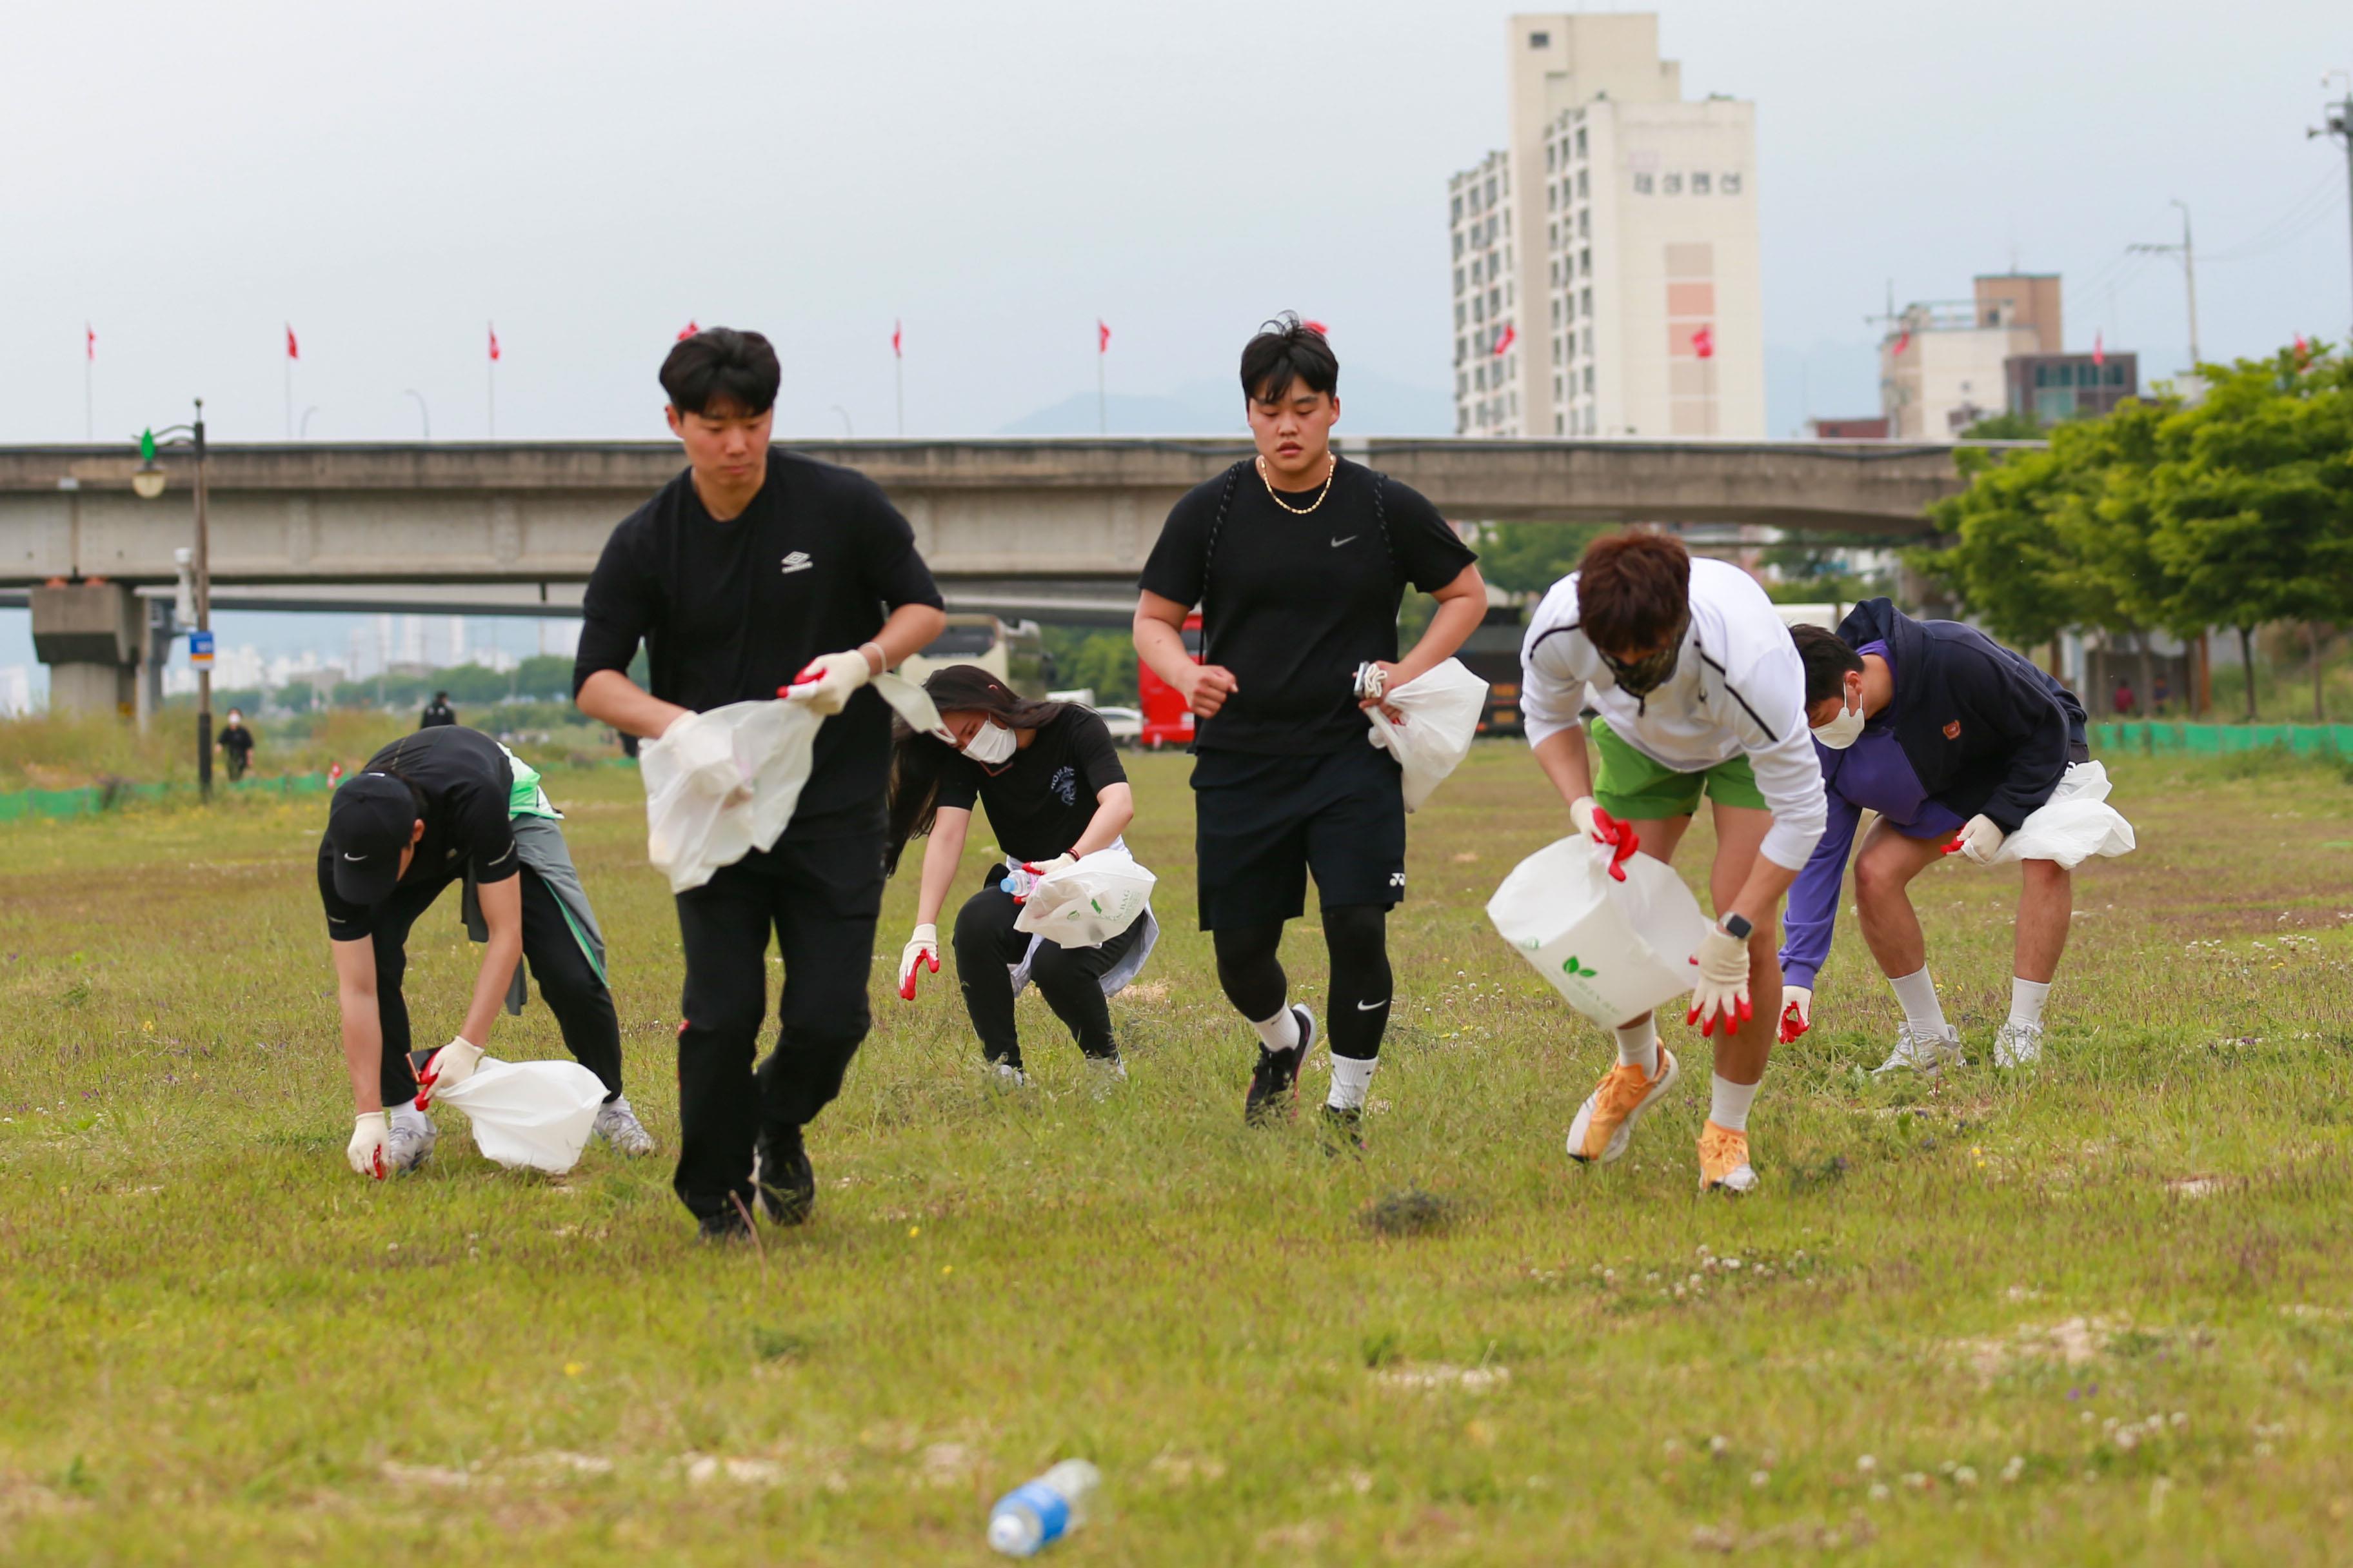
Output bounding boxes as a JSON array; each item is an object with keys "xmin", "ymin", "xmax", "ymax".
[
  {"xmin": 488, "ymin": 323, "xmax": 497, "ymax": 440},
  {"xmin": 1097, "ymin": 338, "xmax": 1106, "ymax": 435},
  {"xmin": 284, "ymin": 356, "xmax": 292, "ymax": 440},
  {"xmin": 83, "ymin": 333, "xmax": 92, "ymax": 443},
  {"xmin": 895, "ymin": 355, "xmax": 904, "ymax": 437}
]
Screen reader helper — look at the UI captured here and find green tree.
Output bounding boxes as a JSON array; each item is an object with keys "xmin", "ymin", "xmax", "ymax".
[
  {"xmin": 1471, "ymin": 521, "xmax": 1609, "ymax": 596},
  {"xmin": 1958, "ymin": 410, "xmax": 2047, "ymax": 441}
]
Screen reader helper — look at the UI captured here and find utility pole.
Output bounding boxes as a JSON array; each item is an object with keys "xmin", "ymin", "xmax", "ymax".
[
  {"xmin": 193, "ymin": 399, "xmax": 213, "ymax": 801},
  {"xmin": 2130, "ymin": 201, "xmax": 2200, "ymax": 372},
  {"xmin": 2311, "ymin": 74, "xmax": 2353, "ymax": 339}
]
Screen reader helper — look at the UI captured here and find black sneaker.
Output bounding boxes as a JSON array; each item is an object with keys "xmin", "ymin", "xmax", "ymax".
[
  {"xmin": 755, "ymin": 1122, "xmax": 816, "ymax": 1226},
  {"xmin": 697, "ymin": 1209, "xmax": 753, "ymax": 1245},
  {"xmin": 1244, "ymin": 1006, "xmax": 1317, "ymax": 1127},
  {"xmin": 1320, "ymin": 1104, "xmax": 1365, "ymax": 1153}
]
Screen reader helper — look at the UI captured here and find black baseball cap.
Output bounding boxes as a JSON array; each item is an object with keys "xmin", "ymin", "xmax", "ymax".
[{"xmin": 326, "ymin": 772, "xmax": 419, "ymax": 906}]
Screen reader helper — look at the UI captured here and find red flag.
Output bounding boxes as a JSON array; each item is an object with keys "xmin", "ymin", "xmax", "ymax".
[
  {"xmin": 488, "ymin": 323, "xmax": 501, "ymax": 362},
  {"xmin": 85, "ymin": 324, "xmax": 95, "ymax": 362},
  {"xmin": 677, "ymin": 320, "xmax": 700, "ymax": 342},
  {"xmin": 2092, "ymin": 331, "xmax": 2104, "ymax": 368},
  {"xmin": 1892, "ymin": 329, "xmax": 1911, "ymax": 357},
  {"xmin": 1692, "ymin": 324, "xmax": 1715, "ymax": 359},
  {"xmin": 1491, "ymin": 323, "xmax": 1516, "ymax": 355},
  {"xmin": 1304, "ymin": 319, "xmax": 1331, "ymax": 335},
  {"xmin": 1098, "ymin": 319, "xmax": 1111, "ymax": 354},
  {"xmin": 285, "ymin": 324, "xmax": 299, "ymax": 361},
  {"xmin": 892, "ymin": 320, "xmax": 902, "ymax": 359}
]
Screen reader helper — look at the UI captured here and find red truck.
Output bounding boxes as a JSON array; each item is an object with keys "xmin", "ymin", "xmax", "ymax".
[{"xmin": 1137, "ymin": 612, "xmax": 1204, "ymax": 750}]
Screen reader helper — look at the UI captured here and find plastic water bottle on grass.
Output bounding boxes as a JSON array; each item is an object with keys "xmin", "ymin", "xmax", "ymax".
[{"xmin": 988, "ymin": 1459, "xmax": 1099, "ymax": 1556}]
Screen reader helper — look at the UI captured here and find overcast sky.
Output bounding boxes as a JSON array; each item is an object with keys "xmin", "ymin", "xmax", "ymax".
[{"xmin": 3, "ymin": 0, "xmax": 2349, "ymax": 450}]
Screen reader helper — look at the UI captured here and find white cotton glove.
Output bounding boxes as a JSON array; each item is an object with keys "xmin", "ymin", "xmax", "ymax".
[
  {"xmin": 783, "ymin": 650, "xmax": 874, "ymax": 716},
  {"xmin": 1953, "ymin": 813, "xmax": 2005, "ymax": 866},
  {"xmin": 897, "ymin": 923, "xmax": 940, "ymax": 1001},
  {"xmin": 1778, "ymin": 985, "xmax": 1813, "ymax": 1045},
  {"xmin": 1686, "ymin": 924, "xmax": 1754, "ymax": 1038},
  {"xmin": 1023, "ymin": 853, "xmax": 1078, "ymax": 878},
  {"xmin": 348, "ymin": 1111, "xmax": 390, "ymax": 1180},
  {"xmin": 1568, "ymin": 795, "xmax": 1599, "ymax": 840},
  {"xmin": 415, "ymin": 1037, "xmax": 481, "ymax": 1109}
]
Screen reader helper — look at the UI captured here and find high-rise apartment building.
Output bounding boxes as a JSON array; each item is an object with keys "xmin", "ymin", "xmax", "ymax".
[{"xmin": 1446, "ymin": 13, "xmax": 1763, "ymax": 439}]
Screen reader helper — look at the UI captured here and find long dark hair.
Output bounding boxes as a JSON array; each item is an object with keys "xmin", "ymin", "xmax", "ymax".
[{"xmin": 884, "ymin": 665, "xmax": 1069, "ymax": 875}]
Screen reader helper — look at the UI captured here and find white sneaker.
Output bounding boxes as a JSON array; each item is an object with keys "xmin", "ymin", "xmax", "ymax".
[
  {"xmin": 1993, "ymin": 1020, "xmax": 2044, "ymax": 1068},
  {"xmin": 386, "ymin": 1111, "xmax": 437, "ymax": 1172},
  {"xmin": 593, "ymin": 1095, "xmax": 656, "ymax": 1155},
  {"xmin": 1084, "ymin": 1055, "xmax": 1129, "ymax": 1098},
  {"xmin": 989, "ymin": 1061, "xmax": 1029, "ymax": 1089},
  {"xmin": 1872, "ymin": 1022, "xmax": 1964, "ymax": 1077}
]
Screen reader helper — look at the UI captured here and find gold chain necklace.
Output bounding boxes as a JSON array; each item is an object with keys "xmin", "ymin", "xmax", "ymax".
[{"xmin": 1255, "ymin": 452, "xmax": 1337, "ymax": 515}]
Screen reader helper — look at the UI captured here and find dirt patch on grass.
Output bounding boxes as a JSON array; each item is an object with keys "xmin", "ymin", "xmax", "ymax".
[{"xmin": 1951, "ymin": 1315, "xmax": 2125, "ymax": 1379}]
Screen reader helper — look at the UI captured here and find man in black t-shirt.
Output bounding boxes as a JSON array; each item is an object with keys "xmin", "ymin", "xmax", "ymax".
[
  {"xmin": 319, "ymin": 725, "xmax": 646, "ymax": 1178},
  {"xmin": 574, "ymin": 327, "xmax": 946, "ymax": 1242},
  {"xmin": 420, "ymin": 693, "xmax": 457, "ymax": 729},
  {"xmin": 217, "ymin": 708, "xmax": 255, "ymax": 781},
  {"xmin": 1134, "ymin": 315, "xmax": 1485, "ymax": 1138}
]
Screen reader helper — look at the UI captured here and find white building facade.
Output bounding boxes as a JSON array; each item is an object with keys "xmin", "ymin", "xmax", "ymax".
[{"xmin": 1448, "ymin": 13, "xmax": 1764, "ymax": 440}]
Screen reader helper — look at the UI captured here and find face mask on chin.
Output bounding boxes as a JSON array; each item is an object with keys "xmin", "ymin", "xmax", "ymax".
[
  {"xmin": 1812, "ymin": 693, "xmax": 1867, "ymax": 749},
  {"xmin": 961, "ymin": 719, "xmax": 1017, "ymax": 766}
]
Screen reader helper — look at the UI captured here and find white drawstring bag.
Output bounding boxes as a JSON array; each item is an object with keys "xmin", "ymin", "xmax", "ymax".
[
  {"xmin": 1365, "ymin": 659, "xmax": 1491, "ymax": 811},
  {"xmin": 1487, "ymin": 834, "xmax": 1713, "ymax": 1026},
  {"xmin": 433, "ymin": 1058, "xmax": 607, "ymax": 1174},
  {"xmin": 639, "ymin": 674, "xmax": 943, "ymax": 893},
  {"xmin": 1014, "ymin": 848, "xmax": 1158, "ymax": 948},
  {"xmin": 1989, "ymin": 760, "xmax": 2136, "ymax": 868}
]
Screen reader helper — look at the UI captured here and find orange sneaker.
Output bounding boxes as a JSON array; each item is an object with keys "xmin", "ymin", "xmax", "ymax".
[
  {"xmin": 1696, "ymin": 1120, "xmax": 1759, "ymax": 1194},
  {"xmin": 1565, "ymin": 1048, "xmax": 1680, "ymax": 1164}
]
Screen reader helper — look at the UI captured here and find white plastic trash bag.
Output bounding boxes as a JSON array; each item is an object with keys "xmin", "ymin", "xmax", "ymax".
[
  {"xmin": 1989, "ymin": 760, "xmax": 2137, "ymax": 868},
  {"xmin": 1487, "ymin": 834, "xmax": 1713, "ymax": 1026},
  {"xmin": 1015, "ymin": 848, "xmax": 1158, "ymax": 948},
  {"xmin": 433, "ymin": 1057, "xmax": 607, "ymax": 1174},
  {"xmin": 1365, "ymin": 659, "xmax": 1491, "ymax": 811}
]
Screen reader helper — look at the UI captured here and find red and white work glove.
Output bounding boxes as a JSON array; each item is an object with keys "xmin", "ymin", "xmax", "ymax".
[
  {"xmin": 1778, "ymin": 984, "xmax": 1813, "ymax": 1045},
  {"xmin": 1024, "ymin": 853, "xmax": 1078, "ymax": 879},
  {"xmin": 348, "ymin": 1111, "xmax": 391, "ymax": 1180},
  {"xmin": 898, "ymin": 923, "xmax": 940, "ymax": 1001},
  {"xmin": 1687, "ymin": 923, "xmax": 1754, "ymax": 1038},
  {"xmin": 783, "ymin": 650, "xmax": 874, "ymax": 716},
  {"xmin": 415, "ymin": 1037, "xmax": 481, "ymax": 1109},
  {"xmin": 1569, "ymin": 795, "xmax": 1641, "ymax": 882},
  {"xmin": 1947, "ymin": 813, "xmax": 2005, "ymax": 866}
]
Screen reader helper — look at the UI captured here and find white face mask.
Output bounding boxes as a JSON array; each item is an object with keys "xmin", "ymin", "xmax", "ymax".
[
  {"xmin": 1812, "ymin": 692, "xmax": 1867, "ymax": 750},
  {"xmin": 961, "ymin": 719, "xmax": 1017, "ymax": 766}
]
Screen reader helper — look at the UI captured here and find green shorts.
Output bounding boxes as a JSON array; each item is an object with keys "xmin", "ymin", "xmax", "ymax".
[{"xmin": 1589, "ymin": 717, "xmax": 1767, "ymax": 820}]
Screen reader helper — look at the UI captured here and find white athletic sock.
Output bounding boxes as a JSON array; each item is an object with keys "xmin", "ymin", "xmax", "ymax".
[
  {"xmin": 1709, "ymin": 1075, "xmax": 1760, "ymax": 1134},
  {"xmin": 391, "ymin": 1100, "xmax": 432, "ymax": 1133},
  {"xmin": 1614, "ymin": 1018, "xmax": 1660, "ymax": 1077},
  {"xmin": 1328, "ymin": 1054, "xmax": 1377, "ymax": 1111},
  {"xmin": 1888, "ymin": 966, "xmax": 1947, "ymax": 1032},
  {"xmin": 1252, "ymin": 1005, "xmax": 1301, "ymax": 1053},
  {"xmin": 2009, "ymin": 977, "xmax": 2051, "ymax": 1031}
]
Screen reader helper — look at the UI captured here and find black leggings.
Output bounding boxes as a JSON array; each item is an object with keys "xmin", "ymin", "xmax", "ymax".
[
  {"xmin": 953, "ymin": 884, "xmax": 1140, "ymax": 1069},
  {"xmin": 1211, "ymin": 902, "xmax": 1393, "ymax": 1060}
]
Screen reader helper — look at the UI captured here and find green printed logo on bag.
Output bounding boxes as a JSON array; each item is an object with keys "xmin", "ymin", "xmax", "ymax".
[{"xmin": 1561, "ymin": 956, "xmax": 1598, "ymax": 979}]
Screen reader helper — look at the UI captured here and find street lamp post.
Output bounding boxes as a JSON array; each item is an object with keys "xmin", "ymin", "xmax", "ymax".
[{"xmin": 132, "ymin": 398, "xmax": 213, "ymax": 799}]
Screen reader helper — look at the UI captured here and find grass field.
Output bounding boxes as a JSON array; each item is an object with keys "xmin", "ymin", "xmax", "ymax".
[{"xmin": 3, "ymin": 740, "xmax": 2351, "ymax": 1564}]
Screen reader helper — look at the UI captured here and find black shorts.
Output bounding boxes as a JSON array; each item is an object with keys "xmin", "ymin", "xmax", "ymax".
[{"xmin": 1191, "ymin": 743, "xmax": 1406, "ymax": 930}]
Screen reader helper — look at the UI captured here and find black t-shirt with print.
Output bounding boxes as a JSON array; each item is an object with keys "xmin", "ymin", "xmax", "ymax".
[
  {"xmin": 317, "ymin": 726, "xmax": 518, "ymax": 940},
  {"xmin": 1137, "ymin": 457, "xmax": 1478, "ymax": 755},
  {"xmin": 573, "ymin": 451, "xmax": 944, "ymax": 840},
  {"xmin": 933, "ymin": 707, "xmax": 1127, "ymax": 866}
]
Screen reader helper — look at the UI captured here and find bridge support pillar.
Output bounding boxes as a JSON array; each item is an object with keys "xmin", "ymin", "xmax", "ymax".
[{"xmin": 30, "ymin": 582, "xmax": 143, "ymax": 720}]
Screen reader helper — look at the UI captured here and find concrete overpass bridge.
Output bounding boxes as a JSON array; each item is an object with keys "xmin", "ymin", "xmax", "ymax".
[{"xmin": 0, "ymin": 436, "xmax": 1996, "ymax": 710}]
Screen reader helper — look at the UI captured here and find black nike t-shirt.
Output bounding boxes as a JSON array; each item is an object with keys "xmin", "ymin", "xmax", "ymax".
[
  {"xmin": 317, "ymin": 726, "xmax": 518, "ymax": 940},
  {"xmin": 573, "ymin": 451, "xmax": 944, "ymax": 840},
  {"xmin": 933, "ymin": 707, "xmax": 1128, "ymax": 866},
  {"xmin": 1137, "ymin": 457, "xmax": 1477, "ymax": 755}
]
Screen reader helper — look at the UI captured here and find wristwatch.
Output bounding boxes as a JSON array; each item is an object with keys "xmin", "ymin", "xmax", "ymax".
[{"xmin": 1719, "ymin": 913, "xmax": 1753, "ymax": 940}]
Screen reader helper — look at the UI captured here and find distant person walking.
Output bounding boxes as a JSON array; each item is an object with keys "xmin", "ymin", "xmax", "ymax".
[
  {"xmin": 2111, "ymin": 679, "xmax": 2135, "ymax": 719},
  {"xmin": 420, "ymin": 691, "xmax": 457, "ymax": 729},
  {"xmin": 2153, "ymin": 673, "xmax": 2171, "ymax": 715},
  {"xmin": 217, "ymin": 709, "xmax": 255, "ymax": 782}
]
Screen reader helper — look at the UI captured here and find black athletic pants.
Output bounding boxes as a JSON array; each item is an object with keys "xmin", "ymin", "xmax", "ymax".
[
  {"xmin": 1212, "ymin": 904, "xmax": 1394, "ymax": 1060},
  {"xmin": 951, "ymin": 878, "xmax": 1143, "ymax": 1070},
  {"xmin": 366, "ymin": 866, "xmax": 624, "ymax": 1107},
  {"xmin": 671, "ymin": 833, "xmax": 884, "ymax": 1223}
]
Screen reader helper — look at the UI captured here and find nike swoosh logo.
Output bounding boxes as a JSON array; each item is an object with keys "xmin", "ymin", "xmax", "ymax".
[
  {"xmin": 1330, "ymin": 535, "xmax": 1358, "ymax": 548},
  {"xmin": 343, "ymin": 852, "xmax": 366, "ymax": 861},
  {"xmin": 1356, "ymin": 998, "xmax": 1390, "ymax": 1011}
]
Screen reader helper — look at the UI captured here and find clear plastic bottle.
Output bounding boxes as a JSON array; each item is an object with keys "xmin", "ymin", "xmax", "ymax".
[{"xmin": 986, "ymin": 1458, "xmax": 1100, "ymax": 1556}]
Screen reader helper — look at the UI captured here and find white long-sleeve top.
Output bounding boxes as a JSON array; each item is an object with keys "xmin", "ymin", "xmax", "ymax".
[{"xmin": 1519, "ymin": 557, "xmax": 1827, "ymax": 871}]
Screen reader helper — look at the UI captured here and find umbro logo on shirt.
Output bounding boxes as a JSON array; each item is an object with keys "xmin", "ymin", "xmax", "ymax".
[{"xmin": 780, "ymin": 551, "xmax": 814, "ymax": 575}]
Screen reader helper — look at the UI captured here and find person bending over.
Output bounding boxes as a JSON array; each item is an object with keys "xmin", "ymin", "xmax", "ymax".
[
  {"xmin": 573, "ymin": 326, "xmax": 946, "ymax": 1243},
  {"xmin": 324, "ymin": 724, "xmax": 651, "ymax": 1178},
  {"xmin": 1781, "ymin": 604, "xmax": 2091, "ymax": 1071},
  {"xmin": 886, "ymin": 666, "xmax": 1149, "ymax": 1089},
  {"xmin": 1519, "ymin": 531, "xmax": 1826, "ymax": 1195},
  {"xmin": 1133, "ymin": 314, "xmax": 1484, "ymax": 1141}
]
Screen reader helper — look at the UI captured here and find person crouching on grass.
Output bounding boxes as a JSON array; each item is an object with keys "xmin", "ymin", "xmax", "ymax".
[
  {"xmin": 884, "ymin": 666, "xmax": 1150, "ymax": 1089},
  {"xmin": 324, "ymin": 725, "xmax": 653, "ymax": 1178},
  {"xmin": 1779, "ymin": 604, "xmax": 2093, "ymax": 1071},
  {"xmin": 1133, "ymin": 314, "xmax": 1485, "ymax": 1142},
  {"xmin": 1518, "ymin": 531, "xmax": 1826, "ymax": 1195}
]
